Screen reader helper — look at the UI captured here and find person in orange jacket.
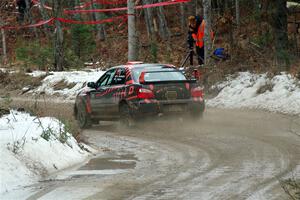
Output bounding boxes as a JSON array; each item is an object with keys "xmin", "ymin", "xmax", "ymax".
[{"xmin": 188, "ymin": 15, "xmax": 213, "ymax": 65}]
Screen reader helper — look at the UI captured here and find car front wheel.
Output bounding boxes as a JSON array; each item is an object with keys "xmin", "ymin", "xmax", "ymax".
[{"xmin": 76, "ymin": 104, "xmax": 92, "ymax": 129}]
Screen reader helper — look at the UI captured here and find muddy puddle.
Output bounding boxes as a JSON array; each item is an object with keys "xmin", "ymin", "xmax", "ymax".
[{"xmin": 79, "ymin": 154, "xmax": 137, "ymax": 171}]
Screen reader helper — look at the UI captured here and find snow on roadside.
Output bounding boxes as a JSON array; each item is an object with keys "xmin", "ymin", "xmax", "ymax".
[
  {"xmin": 0, "ymin": 111, "xmax": 94, "ymax": 195},
  {"xmin": 207, "ymin": 72, "xmax": 300, "ymax": 116},
  {"xmin": 28, "ymin": 69, "xmax": 105, "ymax": 99}
]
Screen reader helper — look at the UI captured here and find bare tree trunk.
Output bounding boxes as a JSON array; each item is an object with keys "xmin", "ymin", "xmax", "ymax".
[
  {"xmin": 270, "ymin": 0, "xmax": 289, "ymax": 69},
  {"xmin": 187, "ymin": 0, "xmax": 196, "ymax": 16},
  {"xmin": 24, "ymin": 0, "xmax": 38, "ymax": 37},
  {"xmin": 180, "ymin": 4, "xmax": 186, "ymax": 31},
  {"xmin": 128, "ymin": 0, "xmax": 138, "ymax": 61},
  {"xmin": 24, "ymin": 0, "xmax": 32, "ymax": 22},
  {"xmin": 203, "ymin": 0, "xmax": 212, "ymax": 64},
  {"xmin": 1, "ymin": 28, "xmax": 7, "ymax": 65},
  {"xmin": 196, "ymin": 0, "xmax": 202, "ymax": 15},
  {"xmin": 38, "ymin": 0, "xmax": 51, "ymax": 37},
  {"xmin": 157, "ymin": 0, "xmax": 171, "ymax": 41},
  {"xmin": 53, "ymin": 0, "xmax": 64, "ymax": 71},
  {"xmin": 0, "ymin": 16, "xmax": 7, "ymax": 65},
  {"xmin": 38, "ymin": 0, "xmax": 49, "ymax": 21},
  {"xmin": 216, "ymin": 0, "xmax": 221, "ymax": 15},
  {"xmin": 91, "ymin": 0, "xmax": 106, "ymax": 41},
  {"xmin": 144, "ymin": 0, "xmax": 158, "ymax": 62},
  {"xmin": 144, "ymin": 0, "xmax": 154, "ymax": 38},
  {"xmin": 235, "ymin": 0, "xmax": 240, "ymax": 29}
]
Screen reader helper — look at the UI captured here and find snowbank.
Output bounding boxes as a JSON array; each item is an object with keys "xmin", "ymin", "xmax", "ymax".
[
  {"xmin": 29, "ymin": 69, "xmax": 105, "ymax": 99},
  {"xmin": 0, "ymin": 111, "xmax": 93, "ymax": 195},
  {"xmin": 207, "ymin": 72, "xmax": 300, "ymax": 116}
]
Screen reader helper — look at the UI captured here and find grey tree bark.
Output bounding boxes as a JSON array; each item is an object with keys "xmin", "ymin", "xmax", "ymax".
[
  {"xmin": 203, "ymin": 0, "xmax": 212, "ymax": 64},
  {"xmin": 53, "ymin": 0, "xmax": 64, "ymax": 71},
  {"xmin": 24, "ymin": 0, "xmax": 32, "ymax": 22},
  {"xmin": 157, "ymin": 0, "xmax": 171, "ymax": 41},
  {"xmin": 143, "ymin": 0, "xmax": 158, "ymax": 62},
  {"xmin": 1, "ymin": 28, "xmax": 7, "ymax": 65},
  {"xmin": 186, "ymin": 0, "xmax": 196, "ymax": 16},
  {"xmin": 24, "ymin": 0, "xmax": 38, "ymax": 37},
  {"xmin": 0, "ymin": 17, "xmax": 7, "ymax": 65},
  {"xmin": 37, "ymin": 0, "xmax": 49, "ymax": 21},
  {"xmin": 235, "ymin": 0, "xmax": 240, "ymax": 29},
  {"xmin": 37, "ymin": 0, "xmax": 51, "ymax": 37},
  {"xmin": 180, "ymin": 4, "xmax": 186, "ymax": 31},
  {"xmin": 127, "ymin": 0, "xmax": 139, "ymax": 61},
  {"xmin": 270, "ymin": 0, "xmax": 289, "ymax": 69},
  {"xmin": 91, "ymin": 0, "xmax": 106, "ymax": 41},
  {"xmin": 195, "ymin": 0, "xmax": 202, "ymax": 15},
  {"xmin": 143, "ymin": 0, "xmax": 154, "ymax": 38}
]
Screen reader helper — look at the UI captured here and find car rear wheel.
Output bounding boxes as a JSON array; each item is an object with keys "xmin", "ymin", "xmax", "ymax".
[
  {"xmin": 189, "ymin": 103, "xmax": 205, "ymax": 120},
  {"xmin": 77, "ymin": 104, "xmax": 92, "ymax": 129},
  {"xmin": 190, "ymin": 111, "xmax": 204, "ymax": 119},
  {"xmin": 119, "ymin": 104, "xmax": 135, "ymax": 128}
]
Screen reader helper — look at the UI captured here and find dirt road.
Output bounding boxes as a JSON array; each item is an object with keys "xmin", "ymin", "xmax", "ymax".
[{"xmin": 26, "ymin": 108, "xmax": 300, "ymax": 200}]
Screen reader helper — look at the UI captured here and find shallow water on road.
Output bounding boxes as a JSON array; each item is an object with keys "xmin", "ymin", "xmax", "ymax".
[{"xmin": 79, "ymin": 154, "xmax": 137, "ymax": 171}]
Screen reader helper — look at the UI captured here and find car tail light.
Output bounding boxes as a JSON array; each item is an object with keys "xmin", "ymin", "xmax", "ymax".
[
  {"xmin": 191, "ymin": 86, "xmax": 203, "ymax": 98},
  {"xmin": 137, "ymin": 88, "xmax": 154, "ymax": 99}
]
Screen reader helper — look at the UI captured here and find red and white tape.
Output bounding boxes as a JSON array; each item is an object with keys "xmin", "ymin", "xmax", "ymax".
[{"xmin": 0, "ymin": 15, "xmax": 128, "ymax": 30}]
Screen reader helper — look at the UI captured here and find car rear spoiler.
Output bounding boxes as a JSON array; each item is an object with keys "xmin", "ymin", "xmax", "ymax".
[{"xmin": 141, "ymin": 79, "xmax": 197, "ymax": 84}]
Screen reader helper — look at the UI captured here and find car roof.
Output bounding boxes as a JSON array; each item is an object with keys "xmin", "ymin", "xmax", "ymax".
[{"xmin": 109, "ymin": 63, "xmax": 176, "ymax": 70}]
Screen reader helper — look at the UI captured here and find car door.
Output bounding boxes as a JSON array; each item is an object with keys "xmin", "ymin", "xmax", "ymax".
[
  {"xmin": 106, "ymin": 68, "xmax": 127, "ymax": 117},
  {"xmin": 90, "ymin": 69, "xmax": 116, "ymax": 118}
]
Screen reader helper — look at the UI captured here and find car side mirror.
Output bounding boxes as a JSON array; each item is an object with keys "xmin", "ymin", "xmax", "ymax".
[{"xmin": 87, "ymin": 82, "xmax": 97, "ymax": 88}]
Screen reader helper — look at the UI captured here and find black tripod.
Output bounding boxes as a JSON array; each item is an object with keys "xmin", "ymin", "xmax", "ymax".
[{"xmin": 180, "ymin": 48, "xmax": 194, "ymax": 68}]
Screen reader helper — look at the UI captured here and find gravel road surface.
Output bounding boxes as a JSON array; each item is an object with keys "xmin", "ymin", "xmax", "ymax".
[{"xmin": 26, "ymin": 108, "xmax": 300, "ymax": 200}]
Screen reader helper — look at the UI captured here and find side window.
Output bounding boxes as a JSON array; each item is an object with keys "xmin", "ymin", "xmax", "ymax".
[
  {"xmin": 111, "ymin": 68, "xmax": 126, "ymax": 85},
  {"xmin": 96, "ymin": 69, "xmax": 116, "ymax": 88}
]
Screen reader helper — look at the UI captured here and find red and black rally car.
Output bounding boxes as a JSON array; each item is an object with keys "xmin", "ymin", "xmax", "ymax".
[{"xmin": 74, "ymin": 63, "xmax": 205, "ymax": 128}]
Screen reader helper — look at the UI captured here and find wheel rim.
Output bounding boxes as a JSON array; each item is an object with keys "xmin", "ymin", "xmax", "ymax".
[{"xmin": 77, "ymin": 107, "xmax": 86, "ymax": 128}]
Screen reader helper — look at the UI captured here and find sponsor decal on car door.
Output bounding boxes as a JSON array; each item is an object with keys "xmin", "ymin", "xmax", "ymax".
[{"xmin": 90, "ymin": 69, "xmax": 116, "ymax": 117}]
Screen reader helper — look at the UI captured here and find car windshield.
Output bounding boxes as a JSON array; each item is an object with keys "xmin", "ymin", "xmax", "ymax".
[{"xmin": 132, "ymin": 67, "xmax": 186, "ymax": 83}]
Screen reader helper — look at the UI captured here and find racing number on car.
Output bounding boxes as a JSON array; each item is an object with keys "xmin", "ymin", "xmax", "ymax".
[
  {"xmin": 128, "ymin": 86, "xmax": 134, "ymax": 95},
  {"xmin": 112, "ymin": 86, "xmax": 136, "ymax": 102}
]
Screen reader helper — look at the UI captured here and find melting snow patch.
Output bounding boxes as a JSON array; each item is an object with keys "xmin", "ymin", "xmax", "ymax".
[
  {"xmin": 208, "ymin": 72, "xmax": 300, "ymax": 116},
  {"xmin": 28, "ymin": 69, "xmax": 105, "ymax": 100},
  {"xmin": 0, "ymin": 111, "xmax": 93, "ymax": 196}
]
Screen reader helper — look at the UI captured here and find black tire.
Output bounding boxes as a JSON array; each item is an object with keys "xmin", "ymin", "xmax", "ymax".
[
  {"xmin": 119, "ymin": 104, "xmax": 135, "ymax": 128},
  {"xmin": 190, "ymin": 111, "xmax": 204, "ymax": 119},
  {"xmin": 76, "ymin": 104, "xmax": 92, "ymax": 129},
  {"xmin": 189, "ymin": 103, "xmax": 205, "ymax": 120}
]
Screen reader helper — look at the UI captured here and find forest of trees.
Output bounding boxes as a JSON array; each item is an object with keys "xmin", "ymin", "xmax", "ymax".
[{"xmin": 0, "ymin": 0, "xmax": 299, "ymax": 73}]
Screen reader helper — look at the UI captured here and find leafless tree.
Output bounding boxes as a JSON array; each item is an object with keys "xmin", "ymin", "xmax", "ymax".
[
  {"xmin": 203, "ymin": 0, "xmax": 212, "ymax": 64},
  {"xmin": 143, "ymin": 0, "xmax": 154, "ymax": 38},
  {"xmin": 90, "ymin": 0, "xmax": 106, "ymax": 41},
  {"xmin": 235, "ymin": 0, "xmax": 240, "ymax": 29},
  {"xmin": 180, "ymin": 4, "xmax": 186, "ymax": 31},
  {"xmin": 53, "ymin": 0, "xmax": 64, "ymax": 71},
  {"xmin": 128, "ymin": 0, "xmax": 139, "ymax": 61},
  {"xmin": 269, "ymin": 0, "xmax": 289, "ymax": 69},
  {"xmin": 0, "ymin": 24, "xmax": 7, "ymax": 65},
  {"xmin": 157, "ymin": 0, "xmax": 171, "ymax": 42}
]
